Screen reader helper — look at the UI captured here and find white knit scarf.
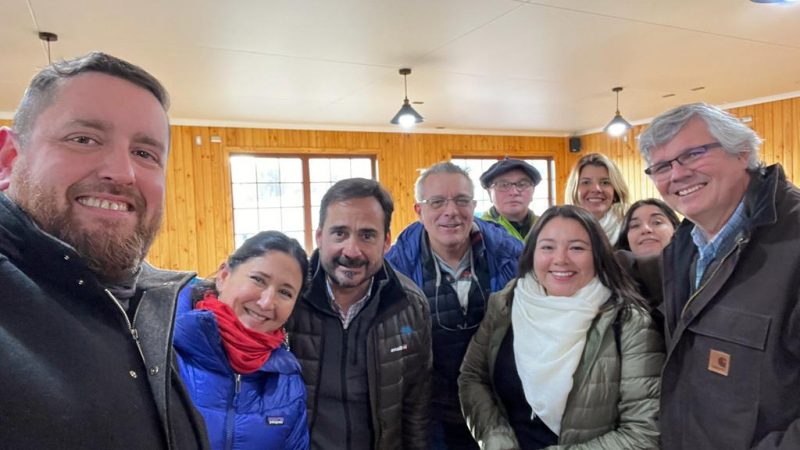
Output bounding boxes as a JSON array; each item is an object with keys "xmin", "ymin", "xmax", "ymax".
[
  {"xmin": 511, "ymin": 273, "xmax": 611, "ymax": 435},
  {"xmin": 598, "ymin": 205, "xmax": 624, "ymax": 246}
]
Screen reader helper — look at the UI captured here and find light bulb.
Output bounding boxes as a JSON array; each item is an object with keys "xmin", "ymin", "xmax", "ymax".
[
  {"xmin": 398, "ymin": 114, "xmax": 417, "ymax": 128},
  {"xmin": 606, "ymin": 122, "xmax": 627, "ymax": 137}
]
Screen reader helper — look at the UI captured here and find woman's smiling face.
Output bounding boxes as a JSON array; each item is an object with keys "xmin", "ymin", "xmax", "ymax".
[
  {"xmin": 533, "ymin": 216, "xmax": 596, "ymax": 297},
  {"xmin": 216, "ymin": 251, "xmax": 303, "ymax": 333},
  {"xmin": 577, "ymin": 164, "xmax": 616, "ymax": 219}
]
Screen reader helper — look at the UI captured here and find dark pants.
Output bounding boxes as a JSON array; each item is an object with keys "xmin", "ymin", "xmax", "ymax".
[{"xmin": 430, "ymin": 418, "xmax": 480, "ymax": 450}]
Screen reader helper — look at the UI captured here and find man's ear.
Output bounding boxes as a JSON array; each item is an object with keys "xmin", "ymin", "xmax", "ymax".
[
  {"xmin": 383, "ymin": 229, "xmax": 392, "ymax": 253},
  {"xmin": 0, "ymin": 127, "xmax": 20, "ymax": 191}
]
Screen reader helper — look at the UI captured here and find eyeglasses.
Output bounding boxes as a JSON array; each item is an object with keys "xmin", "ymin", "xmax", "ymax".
[
  {"xmin": 418, "ymin": 196, "xmax": 475, "ymax": 210},
  {"xmin": 491, "ymin": 180, "xmax": 533, "ymax": 192},
  {"xmin": 644, "ymin": 142, "xmax": 722, "ymax": 179}
]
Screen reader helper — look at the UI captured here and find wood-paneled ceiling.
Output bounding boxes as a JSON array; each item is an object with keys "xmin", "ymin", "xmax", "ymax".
[{"xmin": 2, "ymin": 0, "xmax": 799, "ymax": 135}]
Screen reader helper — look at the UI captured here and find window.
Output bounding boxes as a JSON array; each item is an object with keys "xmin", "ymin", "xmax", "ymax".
[
  {"xmin": 230, "ymin": 155, "xmax": 375, "ymax": 251},
  {"xmin": 450, "ymin": 157, "xmax": 556, "ymax": 216}
]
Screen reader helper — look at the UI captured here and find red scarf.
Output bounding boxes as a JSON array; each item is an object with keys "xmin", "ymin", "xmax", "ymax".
[{"xmin": 196, "ymin": 292, "xmax": 286, "ymax": 374}]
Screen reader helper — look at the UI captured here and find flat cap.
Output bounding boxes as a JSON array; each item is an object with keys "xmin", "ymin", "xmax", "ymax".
[{"xmin": 479, "ymin": 157, "xmax": 542, "ymax": 189}]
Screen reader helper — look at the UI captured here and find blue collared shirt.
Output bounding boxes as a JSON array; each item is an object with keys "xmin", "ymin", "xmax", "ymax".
[{"xmin": 691, "ymin": 201, "xmax": 747, "ymax": 288}]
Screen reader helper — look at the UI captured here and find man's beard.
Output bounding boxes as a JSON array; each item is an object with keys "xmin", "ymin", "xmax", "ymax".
[
  {"xmin": 10, "ymin": 163, "xmax": 162, "ymax": 285},
  {"xmin": 322, "ymin": 254, "xmax": 374, "ymax": 289}
]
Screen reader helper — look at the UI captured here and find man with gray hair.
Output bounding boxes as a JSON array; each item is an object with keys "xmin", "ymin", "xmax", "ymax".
[
  {"xmin": 386, "ymin": 161, "xmax": 522, "ymax": 449},
  {"xmin": 637, "ymin": 103, "xmax": 800, "ymax": 449},
  {"xmin": 0, "ymin": 53, "xmax": 208, "ymax": 448}
]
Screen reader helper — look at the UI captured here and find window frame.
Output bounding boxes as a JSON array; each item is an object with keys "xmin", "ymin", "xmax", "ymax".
[
  {"xmin": 228, "ymin": 152, "xmax": 377, "ymax": 251},
  {"xmin": 450, "ymin": 155, "xmax": 556, "ymax": 217}
]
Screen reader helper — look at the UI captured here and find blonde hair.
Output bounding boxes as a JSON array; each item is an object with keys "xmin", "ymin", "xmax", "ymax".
[{"xmin": 564, "ymin": 153, "xmax": 630, "ymax": 221}]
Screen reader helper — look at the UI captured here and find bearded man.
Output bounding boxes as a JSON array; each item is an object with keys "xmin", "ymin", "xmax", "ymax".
[
  {"xmin": 286, "ymin": 178, "xmax": 432, "ymax": 450},
  {"xmin": 0, "ymin": 52, "xmax": 208, "ymax": 449}
]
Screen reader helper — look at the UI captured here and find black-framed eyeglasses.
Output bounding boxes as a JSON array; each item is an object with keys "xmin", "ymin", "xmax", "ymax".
[
  {"xmin": 418, "ymin": 196, "xmax": 474, "ymax": 210},
  {"xmin": 491, "ymin": 180, "xmax": 533, "ymax": 192},
  {"xmin": 644, "ymin": 142, "xmax": 722, "ymax": 178}
]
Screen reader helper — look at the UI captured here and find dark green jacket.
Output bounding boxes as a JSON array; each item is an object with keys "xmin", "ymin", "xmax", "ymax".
[
  {"xmin": 458, "ymin": 279, "xmax": 664, "ymax": 450},
  {"xmin": 480, "ymin": 207, "xmax": 538, "ymax": 241}
]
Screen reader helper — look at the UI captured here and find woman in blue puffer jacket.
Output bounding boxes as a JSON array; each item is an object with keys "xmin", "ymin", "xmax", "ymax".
[{"xmin": 174, "ymin": 231, "xmax": 310, "ymax": 450}]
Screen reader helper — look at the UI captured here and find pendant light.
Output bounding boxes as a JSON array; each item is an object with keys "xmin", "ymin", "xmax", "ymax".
[
  {"xmin": 390, "ymin": 68, "xmax": 423, "ymax": 128},
  {"xmin": 604, "ymin": 86, "xmax": 632, "ymax": 137}
]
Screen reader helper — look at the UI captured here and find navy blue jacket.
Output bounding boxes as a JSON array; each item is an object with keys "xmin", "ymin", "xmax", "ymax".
[{"xmin": 174, "ymin": 282, "xmax": 309, "ymax": 450}]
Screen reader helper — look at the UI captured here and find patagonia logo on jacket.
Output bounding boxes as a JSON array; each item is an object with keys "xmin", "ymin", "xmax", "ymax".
[{"xmin": 266, "ymin": 416, "xmax": 284, "ymax": 425}]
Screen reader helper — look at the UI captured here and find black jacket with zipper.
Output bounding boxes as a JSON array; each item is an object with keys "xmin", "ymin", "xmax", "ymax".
[
  {"xmin": 286, "ymin": 250, "xmax": 432, "ymax": 450},
  {"xmin": 0, "ymin": 193, "xmax": 209, "ymax": 449}
]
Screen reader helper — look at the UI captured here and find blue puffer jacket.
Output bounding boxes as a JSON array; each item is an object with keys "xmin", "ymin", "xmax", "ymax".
[
  {"xmin": 385, "ymin": 218, "xmax": 523, "ymax": 292},
  {"xmin": 174, "ymin": 282, "xmax": 309, "ymax": 450}
]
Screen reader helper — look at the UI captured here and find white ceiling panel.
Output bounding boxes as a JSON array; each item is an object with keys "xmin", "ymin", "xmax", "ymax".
[{"xmin": 2, "ymin": 0, "xmax": 799, "ymax": 134}]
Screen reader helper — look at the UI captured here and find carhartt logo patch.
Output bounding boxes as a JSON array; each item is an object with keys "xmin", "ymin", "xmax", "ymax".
[
  {"xmin": 267, "ymin": 416, "xmax": 285, "ymax": 425},
  {"xmin": 708, "ymin": 349, "xmax": 730, "ymax": 376},
  {"xmin": 390, "ymin": 344, "xmax": 408, "ymax": 353}
]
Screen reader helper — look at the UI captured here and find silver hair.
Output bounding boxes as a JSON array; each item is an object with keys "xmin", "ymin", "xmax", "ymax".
[
  {"xmin": 638, "ymin": 103, "xmax": 762, "ymax": 170},
  {"xmin": 414, "ymin": 161, "xmax": 474, "ymax": 202}
]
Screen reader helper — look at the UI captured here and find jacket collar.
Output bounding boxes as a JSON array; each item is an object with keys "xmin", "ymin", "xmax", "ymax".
[
  {"xmin": 742, "ymin": 164, "xmax": 782, "ymax": 231},
  {"xmin": 0, "ymin": 192, "xmax": 106, "ymax": 294},
  {"xmin": 663, "ymin": 164, "xmax": 783, "ymax": 342}
]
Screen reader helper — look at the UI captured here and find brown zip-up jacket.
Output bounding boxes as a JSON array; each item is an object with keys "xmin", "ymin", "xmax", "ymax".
[{"xmin": 657, "ymin": 164, "xmax": 800, "ymax": 449}]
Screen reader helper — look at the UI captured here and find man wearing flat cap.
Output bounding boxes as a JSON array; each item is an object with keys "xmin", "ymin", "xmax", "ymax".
[{"xmin": 479, "ymin": 157, "xmax": 542, "ymax": 241}]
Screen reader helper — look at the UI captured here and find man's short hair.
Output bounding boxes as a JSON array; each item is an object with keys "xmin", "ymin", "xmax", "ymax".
[
  {"xmin": 318, "ymin": 178, "xmax": 394, "ymax": 234},
  {"xmin": 638, "ymin": 103, "xmax": 762, "ymax": 170},
  {"xmin": 414, "ymin": 161, "xmax": 474, "ymax": 202},
  {"xmin": 13, "ymin": 52, "xmax": 170, "ymax": 149}
]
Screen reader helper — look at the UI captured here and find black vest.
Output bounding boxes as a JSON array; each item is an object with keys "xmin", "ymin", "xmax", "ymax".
[{"xmin": 420, "ymin": 235, "xmax": 490, "ymax": 423}]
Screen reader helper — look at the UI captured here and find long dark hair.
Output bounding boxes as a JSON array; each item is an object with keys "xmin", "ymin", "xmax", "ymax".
[
  {"xmin": 616, "ymin": 198, "xmax": 681, "ymax": 252},
  {"xmin": 518, "ymin": 205, "xmax": 646, "ymax": 312},
  {"xmin": 192, "ymin": 231, "xmax": 309, "ymax": 301}
]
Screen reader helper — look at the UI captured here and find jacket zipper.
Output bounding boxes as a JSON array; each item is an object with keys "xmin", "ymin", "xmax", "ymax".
[
  {"xmin": 224, "ymin": 374, "xmax": 242, "ymax": 450},
  {"xmin": 680, "ymin": 237, "xmax": 746, "ymax": 319},
  {"xmin": 104, "ymin": 289, "xmax": 147, "ymax": 365},
  {"xmin": 341, "ymin": 328, "xmax": 352, "ymax": 450},
  {"xmin": 370, "ymin": 328, "xmax": 381, "ymax": 447}
]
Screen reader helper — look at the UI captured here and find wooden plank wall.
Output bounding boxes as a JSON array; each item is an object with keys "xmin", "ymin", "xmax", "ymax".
[
  {"xmin": 3, "ymin": 95, "xmax": 798, "ymax": 276},
  {"xmin": 152, "ymin": 128, "xmax": 568, "ymax": 275}
]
